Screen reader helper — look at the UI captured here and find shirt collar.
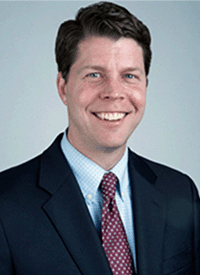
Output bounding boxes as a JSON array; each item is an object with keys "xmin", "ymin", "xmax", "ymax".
[{"xmin": 61, "ymin": 132, "xmax": 128, "ymax": 203}]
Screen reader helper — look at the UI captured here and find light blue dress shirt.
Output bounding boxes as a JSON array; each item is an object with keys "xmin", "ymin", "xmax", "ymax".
[{"xmin": 61, "ymin": 133, "xmax": 136, "ymax": 267}]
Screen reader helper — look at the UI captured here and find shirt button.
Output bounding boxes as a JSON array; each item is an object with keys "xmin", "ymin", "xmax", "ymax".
[
  {"xmin": 87, "ymin": 194, "xmax": 92, "ymax": 200},
  {"xmin": 122, "ymin": 192, "xmax": 125, "ymax": 197}
]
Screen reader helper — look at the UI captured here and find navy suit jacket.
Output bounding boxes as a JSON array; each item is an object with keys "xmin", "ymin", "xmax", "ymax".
[{"xmin": 0, "ymin": 134, "xmax": 199, "ymax": 275}]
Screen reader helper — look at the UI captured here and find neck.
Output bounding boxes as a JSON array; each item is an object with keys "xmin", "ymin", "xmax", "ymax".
[
  {"xmin": 87, "ymin": 146, "xmax": 126, "ymax": 171},
  {"xmin": 67, "ymin": 134, "xmax": 126, "ymax": 171}
]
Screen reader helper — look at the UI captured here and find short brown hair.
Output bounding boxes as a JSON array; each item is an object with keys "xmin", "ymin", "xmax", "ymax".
[{"xmin": 55, "ymin": 1, "xmax": 152, "ymax": 82}]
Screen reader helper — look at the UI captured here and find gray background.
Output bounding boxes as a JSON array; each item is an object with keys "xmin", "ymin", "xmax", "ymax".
[{"xmin": 0, "ymin": 1, "xmax": 199, "ymax": 191}]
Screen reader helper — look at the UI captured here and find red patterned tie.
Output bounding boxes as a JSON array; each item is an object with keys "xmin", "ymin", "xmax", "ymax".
[{"xmin": 101, "ymin": 172, "xmax": 135, "ymax": 275}]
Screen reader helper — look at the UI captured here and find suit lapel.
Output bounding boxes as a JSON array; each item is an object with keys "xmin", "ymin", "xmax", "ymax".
[
  {"xmin": 129, "ymin": 151, "xmax": 166, "ymax": 275},
  {"xmin": 38, "ymin": 135, "xmax": 112, "ymax": 275}
]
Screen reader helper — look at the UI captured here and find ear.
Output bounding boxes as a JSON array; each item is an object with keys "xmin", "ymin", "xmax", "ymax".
[{"xmin": 57, "ymin": 72, "xmax": 68, "ymax": 106}]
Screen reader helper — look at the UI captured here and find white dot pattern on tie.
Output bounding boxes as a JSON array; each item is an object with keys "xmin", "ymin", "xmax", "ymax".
[{"xmin": 101, "ymin": 172, "xmax": 134, "ymax": 275}]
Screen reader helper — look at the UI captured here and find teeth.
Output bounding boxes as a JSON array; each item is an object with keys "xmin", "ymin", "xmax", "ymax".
[{"xmin": 95, "ymin": 113, "xmax": 126, "ymax": 121}]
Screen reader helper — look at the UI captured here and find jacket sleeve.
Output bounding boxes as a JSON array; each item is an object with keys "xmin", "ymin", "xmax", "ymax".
[{"xmin": 0, "ymin": 219, "xmax": 14, "ymax": 274}]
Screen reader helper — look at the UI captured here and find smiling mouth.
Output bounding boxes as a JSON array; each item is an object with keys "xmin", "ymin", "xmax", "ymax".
[{"xmin": 93, "ymin": 112, "xmax": 128, "ymax": 121}]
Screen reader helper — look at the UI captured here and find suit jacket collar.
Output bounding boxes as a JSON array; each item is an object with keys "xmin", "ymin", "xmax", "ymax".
[{"xmin": 38, "ymin": 135, "xmax": 166, "ymax": 275}]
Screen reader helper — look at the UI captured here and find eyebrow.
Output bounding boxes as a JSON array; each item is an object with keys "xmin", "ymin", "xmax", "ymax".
[
  {"xmin": 123, "ymin": 67, "xmax": 144, "ymax": 75},
  {"xmin": 77, "ymin": 65, "xmax": 106, "ymax": 74},
  {"xmin": 77, "ymin": 65, "xmax": 144, "ymax": 75}
]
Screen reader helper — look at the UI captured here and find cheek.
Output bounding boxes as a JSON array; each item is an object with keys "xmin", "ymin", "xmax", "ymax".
[
  {"xmin": 130, "ymin": 88, "xmax": 146, "ymax": 109},
  {"xmin": 139, "ymin": 92, "xmax": 146, "ymax": 106},
  {"xmin": 77, "ymin": 85, "xmax": 99, "ymax": 109},
  {"xmin": 66, "ymin": 82, "xmax": 85, "ymax": 107}
]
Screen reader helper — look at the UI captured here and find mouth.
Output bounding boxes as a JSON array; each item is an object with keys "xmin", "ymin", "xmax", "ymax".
[{"xmin": 92, "ymin": 112, "xmax": 128, "ymax": 121}]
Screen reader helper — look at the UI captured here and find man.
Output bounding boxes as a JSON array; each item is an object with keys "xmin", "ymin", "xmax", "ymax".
[{"xmin": 0, "ymin": 2, "xmax": 199, "ymax": 274}]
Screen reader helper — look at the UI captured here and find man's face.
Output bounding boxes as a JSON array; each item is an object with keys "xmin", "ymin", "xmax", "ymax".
[{"xmin": 58, "ymin": 36, "xmax": 147, "ymax": 154}]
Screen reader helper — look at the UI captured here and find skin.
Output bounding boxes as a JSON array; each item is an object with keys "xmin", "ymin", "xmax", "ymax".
[{"xmin": 57, "ymin": 36, "xmax": 147, "ymax": 170}]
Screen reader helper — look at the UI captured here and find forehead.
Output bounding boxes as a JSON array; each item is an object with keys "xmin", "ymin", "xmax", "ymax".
[{"xmin": 74, "ymin": 36, "xmax": 144, "ymax": 70}]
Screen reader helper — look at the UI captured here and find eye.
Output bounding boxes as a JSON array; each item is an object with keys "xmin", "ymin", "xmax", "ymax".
[
  {"xmin": 88, "ymin": 72, "xmax": 100, "ymax": 78},
  {"xmin": 124, "ymin": 74, "xmax": 135, "ymax": 79}
]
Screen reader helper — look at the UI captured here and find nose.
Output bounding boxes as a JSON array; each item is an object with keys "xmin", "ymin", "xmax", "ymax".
[{"xmin": 100, "ymin": 78, "xmax": 125, "ymax": 101}]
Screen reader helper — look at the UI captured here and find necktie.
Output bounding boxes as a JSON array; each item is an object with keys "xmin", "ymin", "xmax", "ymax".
[{"xmin": 100, "ymin": 172, "xmax": 135, "ymax": 275}]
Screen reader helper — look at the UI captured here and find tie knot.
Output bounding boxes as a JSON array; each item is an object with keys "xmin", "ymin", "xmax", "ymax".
[{"xmin": 101, "ymin": 172, "xmax": 118, "ymax": 200}]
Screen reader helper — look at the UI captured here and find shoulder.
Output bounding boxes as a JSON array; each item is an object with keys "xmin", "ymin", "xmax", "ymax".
[
  {"xmin": 128, "ymin": 149, "xmax": 199, "ymax": 198},
  {"xmin": 128, "ymin": 148, "xmax": 189, "ymax": 179},
  {"xmin": 0, "ymin": 134, "xmax": 64, "ymax": 195},
  {"xmin": 0, "ymin": 156, "xmax": 40, "ymax": 192}
]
